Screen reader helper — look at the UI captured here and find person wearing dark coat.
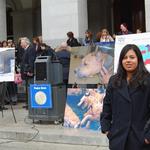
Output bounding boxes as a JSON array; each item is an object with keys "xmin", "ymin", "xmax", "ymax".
[
  {"xmin": 66, "ymin": 31, "xmax": 81, "ymax": 47},
  {"xmin": 20, "ymin": 37, "xmax": 36, "ymax": 80},
  {"xmin": 20, "ymin": 37, "xmax": 36, "ymax": 109},
  {"xmin": 32, "ymin": 36, "xmax": 41, "ymax": 52},
  {"xmin": 117, "ymin": 23, "xmax": 132, "ymax": 35},
  {"xmin": 100, "ymin": 44, "xmax": 150, "ymax": 150},
  {"xmin": 15, "ymin": 38, "xmax": 25, "ymax": 68},
  {"xmin": 82, "ymin": 30, "xmax": 94, "ymax": 46},
  {"xmin": 55, "ymin": 42, "xmax": 71, "ymax": 85},
  {"xmin": 36, "ymin": 43, "xmax": 55, "ymax": 58}
]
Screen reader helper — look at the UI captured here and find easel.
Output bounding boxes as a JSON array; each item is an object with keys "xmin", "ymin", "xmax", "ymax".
[
  {"xmin": 22, "ymin": 76, "xmax": 29, "ymax": 109},
  {"xmin": 25, "ymin": 77, "xmax": 28, "ymax": 109},
  {"xmin": 0, "ymin": 82, "xmax": 17, "ymax": 123}
]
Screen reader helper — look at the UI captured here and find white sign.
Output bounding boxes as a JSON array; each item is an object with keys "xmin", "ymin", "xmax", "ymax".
[
  {"xmin": 114, "ymin": 32, "xmax": 150, "ymax": 73},
  {"xmin": 0, "ymin": 48, "xmax": 15, "ymax": 82}
]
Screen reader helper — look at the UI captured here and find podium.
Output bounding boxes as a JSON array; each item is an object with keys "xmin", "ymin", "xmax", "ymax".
[
  {"xmin": 28, "ymin": 56, "xmax": 66, "ymax": 123},
  {"xmin": 34, "ymin": 56, "xmax": 63, "ymax": 84}
]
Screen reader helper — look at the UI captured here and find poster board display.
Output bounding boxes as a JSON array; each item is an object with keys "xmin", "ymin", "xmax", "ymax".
[
  {"xmin": 29, "ymin": 84, "xmax": 53, "ymax": 108},
  {"xmin": 0, "ymin": 48, "xmax": 15, "ymax": 82},
  {"xmin": 68, "ymin": 43, "xmax": 114, "ymax": 85},
  {"xmin": 115, "ymin": 32, "xmax": 150, "ymax": 72},
  {"xmin": 64, "ymin": 87, "xmax": 106, "ymax": 131}
]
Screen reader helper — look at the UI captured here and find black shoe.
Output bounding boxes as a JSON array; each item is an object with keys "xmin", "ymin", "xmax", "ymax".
[
  {"xmin": 22, "ymin": 105, "xmax": 28, "ymax": 110},
  {"xmin": 5, "ymin": 101, "xmax": 10, "ymax": 105},
  {"xmin": 12, "ymin": 102, "xmax": 17, "ymax": 105},
  {"xmin": 3, "ymin": 107, "xmax": 8, "ymax": 110},
  {"xmin": 0, "ymin": 106, "xmax": 8, "ymax": 110}
]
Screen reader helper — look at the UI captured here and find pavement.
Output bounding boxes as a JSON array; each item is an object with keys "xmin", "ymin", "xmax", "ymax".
[{"xmin": 0, "ymin": 103, "xmax": 109, "ymax": 150}]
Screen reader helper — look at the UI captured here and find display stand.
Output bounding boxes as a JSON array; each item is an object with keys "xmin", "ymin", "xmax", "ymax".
[{"xmin": 0, "ymin": 82, "xmax": 17, "ymax": 123}]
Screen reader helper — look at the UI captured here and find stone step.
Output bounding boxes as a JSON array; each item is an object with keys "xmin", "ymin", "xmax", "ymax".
[{"xmin": 0, "ymin": 103, "xmax": 109, "ymax": 149}]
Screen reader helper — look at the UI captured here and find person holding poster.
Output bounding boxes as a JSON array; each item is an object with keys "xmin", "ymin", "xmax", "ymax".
[{"xmin": 100, "ymin": 44, "xmax": 150, "ymax": 150}]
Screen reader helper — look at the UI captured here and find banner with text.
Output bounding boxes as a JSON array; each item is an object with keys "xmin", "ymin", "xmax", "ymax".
[{"xmin": 115, "ymin": 32, "xmax": 150, "ymax": 72}]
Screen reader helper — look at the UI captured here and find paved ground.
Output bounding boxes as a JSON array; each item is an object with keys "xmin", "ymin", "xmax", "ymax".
[
  {"xmin": 0, "ymin": 139, "xmax": 108, "ymax": 150},
  {"xmin": 0, "ymin": 103, "xmax": 109, "ymax": 150}
]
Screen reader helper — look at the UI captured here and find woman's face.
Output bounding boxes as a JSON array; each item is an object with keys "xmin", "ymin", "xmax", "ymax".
[
  {"xmin": 122, "ymin": 49, "xmax": 138, "ymax": 73},
  {"xmin": 101, "ymin": 29, "xmax": 107, "ymax": 36},
  {"xmin": 120, "ymin": 24, "xmax": 127, "ymax": 32},
  {"xmin": 41, "ymin": 46, "xmax": 46, "ymax": 50},
  {"xmin": 2, "ymin": 41, "xmax": 7, "ymax": 47}
]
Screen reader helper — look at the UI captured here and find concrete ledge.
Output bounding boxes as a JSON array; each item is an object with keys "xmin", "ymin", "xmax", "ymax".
[
  {"xmin": 0, "ymin": 126, "xmax": 109, "ymax": 147},
  {"xmin": 0, "ymin": 104, "xmax": 109, "ymax": 149}
]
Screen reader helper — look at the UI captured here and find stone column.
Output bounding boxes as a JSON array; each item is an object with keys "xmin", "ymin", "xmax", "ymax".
[
  {"xmin": 0, "ymin": 0, "xmax": 6, "ymax": 41},
  {"xmin": 145, "ymin": 0, "xmax": 150, "ymax": 32},
  {"xmin": 41, "ymin": 0, "xmax": 88, "ymax": 48},
  {"xmin": 12, "ymin": 9, "xmax": 33, "ymax": 42}
]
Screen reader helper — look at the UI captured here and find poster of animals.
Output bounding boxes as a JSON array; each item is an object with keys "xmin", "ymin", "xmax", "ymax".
[
  {"xmin": 115, "ymin": 32, "xmax": 150, "ymax": 73},
  {"xmin": 68, "ymin": 42, "xmax": 114, "ymax": 85},
  {"xmin": 0, "ymin": 48, "xmax": 15, "ymax": 82},
  {"xmin": 63, "ymin": 87, "xmax": 106, "ymax": 131}
]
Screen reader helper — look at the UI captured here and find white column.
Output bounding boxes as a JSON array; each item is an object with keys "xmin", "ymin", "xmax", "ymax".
[
  {"xmin": 41, "ymin": 0, "xmax": 88, "ymax": 48},
  {"xmin": 0, "ymin": 0, "xmax": 6, "ymax": 41},
  {"xmin": 145, "ymin": 0, "xmax": 150, "ymax": 32}
]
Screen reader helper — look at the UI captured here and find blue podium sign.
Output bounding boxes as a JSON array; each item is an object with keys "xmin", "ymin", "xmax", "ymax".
[{"xmin": 30, "ymin": 84, "xmax": 52, "ymax": 108}]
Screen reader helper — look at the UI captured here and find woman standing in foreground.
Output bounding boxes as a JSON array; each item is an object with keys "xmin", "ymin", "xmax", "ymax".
[{"xmin": 100, "ymin": 44, "xmax": 150, "ymax": 150}]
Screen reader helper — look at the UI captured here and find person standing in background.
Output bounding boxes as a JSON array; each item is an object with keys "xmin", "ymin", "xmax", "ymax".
[
  {"xmin": 96, "ymin": 28, "xmax": 114, "ymax": 42},
  {"xmin": 55, "ymin": 42, "xmax": 71, "ymax": 85},
  {"xmin": 117, "ymin": 23, "xmax": 132, "ymax": 35},
  {"xmin": 20, "ymin": 37, "xmax": 36, "ymax": 109},
  {"xmin": 1, "ymin": 40, "xmax": 8, "ymax": 48},
  {"xmin": 32, "ymin": 37, "xmax": 41, "ymax": 52},
  {"xmin": 82, "ymin": 30, "xmax": 94, "ymax": 46},
  {"xmin": 20, "ymin": 37, "xmax": 36, "ymax": 80},
  {"xmin": 66, "ymin": 31, "xmax": 81, "ymax": 47}
]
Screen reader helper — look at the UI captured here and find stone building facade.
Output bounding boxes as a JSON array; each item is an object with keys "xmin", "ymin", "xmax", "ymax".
[{"xmin": 0, "ymin": 0, "xmax": 149, "ymax": 47}]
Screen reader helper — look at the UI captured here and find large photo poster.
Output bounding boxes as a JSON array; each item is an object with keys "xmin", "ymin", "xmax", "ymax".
[
  {"xmin": 64, "ymin": 87, "xmax": 106, "ymax": 131},
  {"xmin": 115, "ymin": 32, "xmax": 150, "ymax": 72},
  {"xmin": 0, "ymin": 48, "xmax": 15, "ymax": 82},
  {"xmin": 68, "ymin": 42, "xmax": 114, "ymax": 85}
]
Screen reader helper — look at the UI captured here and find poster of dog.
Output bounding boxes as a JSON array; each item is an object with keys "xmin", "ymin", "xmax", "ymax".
[
  {"xmin": 63, "ymin": 87, "xmax": 106, "ymax": 131},
  {"xmin": 68, "ymin": 43, "xmax": 114, "ymax": 85}
]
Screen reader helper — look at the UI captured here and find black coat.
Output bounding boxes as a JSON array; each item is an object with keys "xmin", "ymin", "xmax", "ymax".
[
  {"xmin": 15, "ymin": 45, "xmax": 25, "ymax": 66},
  {"xmin": 100, "ymin": 75, "xmax": 150, "ymax": 150},
  {"xmin": 56, "ymin": 49, "xmax": 70, "ymax": 83},
  {"xmin": 36, "ymin": 48, "xmax": 55, "ymax": 58},
  {"xmin": 21, "ymin": 45, "xmax": 36, "ymax": 79},
  {"xmin": 67, "ymin": 38, "xmax": 81, "ymax": 47}
]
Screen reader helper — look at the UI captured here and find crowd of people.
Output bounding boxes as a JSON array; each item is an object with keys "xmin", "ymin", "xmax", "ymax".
[
  {"xmin": 65, "ymin": 23, "xmax": 140, "ymax": 47},
  {"xmin": 0, "ymin": 35, "xmax": 71, "ymax": 109},
  {"xmin": 0, "ymin": 22, "xmax": 144, "ymax": 109}
]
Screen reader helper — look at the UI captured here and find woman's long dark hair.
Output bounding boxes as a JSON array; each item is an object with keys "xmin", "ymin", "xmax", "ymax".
[{"xmin": 113, "ymin": 44, "xmax": 149, "ymax": 88}]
